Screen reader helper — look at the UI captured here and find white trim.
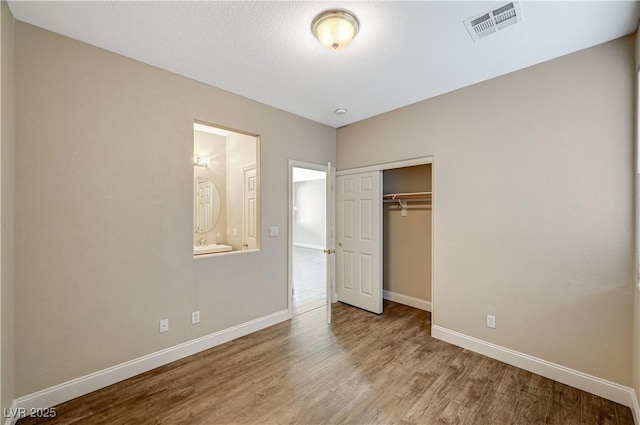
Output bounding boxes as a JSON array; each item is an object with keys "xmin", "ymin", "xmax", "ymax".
[
  {"xmin": 5, "ymin": 310, "xmax": 289, "ymax": 422},
  {"xmin": 193, "ymin": 248, "xmax": 260, "ymax": 259},
  {"xmin": 337, "ymin": 156, "xmax": 433, "ymax": 176},
  {"xmin": 383, "ymin": 290, "xmax": 431, "ymax": 312},
  {"xmin": 631, "ymin": 388, "xmax": 640, "ymax": 425},
  {"xmin": 3, "ymin": 401, "xmax": 18, "ymax": 425},
  {"xmin": 293, "ymin": 242, "xmax": 324, "ymax": 250},
  {"xmin": 432, "ymin": 325, "xmax": 637, "ymax": 409}
]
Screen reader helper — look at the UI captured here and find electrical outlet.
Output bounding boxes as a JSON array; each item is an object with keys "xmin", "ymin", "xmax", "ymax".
[
  {"xmin": 269, "ymin": 226, "xmax": 279, "ymax": 237},
  {"xmin": 486, "ymin": 315, "xmax": 496, "ymax": 329},
  {"xmin": 160, "ymin": 318, "xmax": 169, "ymax": 333},
  {"xmin": 192, "ymin": 311, "xmax": 200, "ymax": 324}
]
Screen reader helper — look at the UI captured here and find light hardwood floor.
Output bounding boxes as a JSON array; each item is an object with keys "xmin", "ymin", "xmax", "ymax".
[{"xmin": 18, "ymin": 301, "xmax": 634, "ymax": 425}]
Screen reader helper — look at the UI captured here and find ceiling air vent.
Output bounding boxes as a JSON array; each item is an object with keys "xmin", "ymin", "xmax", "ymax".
[{"xmin": 464, "ymin": 1, "xmax": 524, "ymax": 42}]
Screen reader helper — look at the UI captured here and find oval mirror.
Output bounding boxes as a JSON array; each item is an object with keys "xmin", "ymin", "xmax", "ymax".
[{"xmin": 195, "ymin": 177, "xmax": 220, "ymax": 233}]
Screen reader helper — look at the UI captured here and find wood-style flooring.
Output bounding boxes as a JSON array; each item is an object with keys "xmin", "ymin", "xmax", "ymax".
[{"xmin": 18, "ymin": 301, "xmax": 634, "ymax": 425}]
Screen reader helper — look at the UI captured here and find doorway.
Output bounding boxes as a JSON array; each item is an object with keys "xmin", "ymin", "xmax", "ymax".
[{"xmin": 289, "ymin": 163, "xmax": 328, "ymax": 316}]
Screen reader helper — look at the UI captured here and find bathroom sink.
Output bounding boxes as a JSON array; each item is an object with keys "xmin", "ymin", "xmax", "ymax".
[{"xmin": 194, "ymin": 244, "xmax": 233, "ymax": 255}]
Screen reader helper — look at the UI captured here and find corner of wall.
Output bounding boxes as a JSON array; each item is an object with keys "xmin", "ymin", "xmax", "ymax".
[
  {"xmin": 0, "ymin": 0, "xmax": 16, "ymax": 415},
  {"xmin": 633, "ymin": 21, "xmax": 640, "ymax": 424},
  {"xmin": 636, "ymin": 21, "xmax": 639, "ymax": 73},
  {"xmin": 633, "ymin": 285, "xmax": 640, "ymax": 423}
]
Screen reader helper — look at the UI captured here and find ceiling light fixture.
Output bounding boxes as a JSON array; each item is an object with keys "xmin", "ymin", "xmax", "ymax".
[
  {"xmin": 311, "ymin": 9, "xmax": 360, "ymax": 50},
  {"xmin": 334, "ymin": 108, "xmax": 348, "ymax": 115}
]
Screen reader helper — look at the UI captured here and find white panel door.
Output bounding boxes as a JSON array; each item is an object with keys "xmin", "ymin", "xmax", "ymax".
[
  {"xmin": 243, "ymin": 168, "xmax": 257, "ymax": 249},
  {"xmin": 336, "ymin": 171, "xmax": 382, "ymax": 314}
]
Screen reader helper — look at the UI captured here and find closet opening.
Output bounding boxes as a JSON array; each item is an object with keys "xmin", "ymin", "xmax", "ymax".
[
  {"xmin": 335, "ymin": 159, "xmax": 432, "ymax": 318},
  {"xmin": 382, "ymin": 164, "xmax": 432, "ymax": 313}
]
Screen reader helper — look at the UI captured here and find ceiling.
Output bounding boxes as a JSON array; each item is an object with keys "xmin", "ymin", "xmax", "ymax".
[{"xmin": 7, "ymin": 1, "xmax": 640, "ymax": 128}]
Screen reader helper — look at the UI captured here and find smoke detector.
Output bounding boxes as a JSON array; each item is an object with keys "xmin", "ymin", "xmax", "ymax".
[{"xmin": 464, "ymin": 2, "xmax": 524, "ymax": 42}]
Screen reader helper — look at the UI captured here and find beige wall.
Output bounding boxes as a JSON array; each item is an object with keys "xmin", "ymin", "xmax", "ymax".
[
  {"xmin": 634, "ymin": 26, "xmax": 640, "ymax": 413},
  {"xmin": 13, "ymin": 22, "xmax": 335, "ymax": 396},
  {"xmin": 383, "ymin": 165, "xmax": 431, "ymax": 301},
  {"xmin": 338, "ymin": 36, "xmax": 635, "ymax": 385},
  {"xmin": 193, "ymin": 130, "xmax": 226, "ymax": 246},
  {"xmin": 1, "ymin": 0, "xmax": 15, "ymax": 412}
]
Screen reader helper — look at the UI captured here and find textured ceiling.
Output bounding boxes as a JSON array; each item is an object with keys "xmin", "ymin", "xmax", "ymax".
[{"xmin": 8, "ymin": 1, "xmax": 640, "ymax": 128}]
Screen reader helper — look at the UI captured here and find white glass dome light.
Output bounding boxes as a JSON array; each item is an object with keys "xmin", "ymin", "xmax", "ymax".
[{"xmin": 311, "ymin": 10, "xmax": 360, "ymax": 50}]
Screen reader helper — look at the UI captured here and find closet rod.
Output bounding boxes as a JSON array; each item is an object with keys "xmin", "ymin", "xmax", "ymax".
[{"xmin": 382, "ymin": 191, "xmax": 432, "ymax": 201}]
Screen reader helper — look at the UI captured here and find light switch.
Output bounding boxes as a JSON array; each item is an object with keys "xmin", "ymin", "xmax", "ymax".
[{"xmin": 269, "ymin": 226, "xmax": 279, "ymax": 237}]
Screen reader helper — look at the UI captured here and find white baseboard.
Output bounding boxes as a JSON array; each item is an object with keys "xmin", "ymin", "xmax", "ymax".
[
  {"xmin": 293, "ymin": 242, "xmax": 324, "ymax": 250},
  {"xmin": 3, "ymin": 401, "xmax": 18, "ymax": 425},
  {"xmin": 4, "ymin": 310, "xmax": 289, "ymax": 425},
  {"xmin": 383, "ymin": 290, "xmax": 431, "ymax": 312},
  {"xmin": 432, "ymin": 325, "xmax": 637, "ymax": 413},
  {"xmin": 630, "ymin": 388, "xmax": 640, "ymax": 425}
]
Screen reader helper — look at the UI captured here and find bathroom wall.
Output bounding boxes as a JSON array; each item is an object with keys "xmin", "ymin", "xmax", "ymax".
[
  {"xmin": 193, "ymin": 130, "xmax": 226, "ymax": 246},
  {"xmin": 338, "ymin": 35, "xmax": 634, "ymax": 385},
  {"xmin": 13, "ymin": 22, "xmax": 335, "ymax": 397},
  {"xmin": 1, "ymin": 0, "xmax": 15, "ymax": 413},
  {"xmin": 382, "ymin": 165, "xmax": 432, "ymax": 303},
  {"xmin": 293, "ymin": 179, "xmax": 326, "ymax": 249},
  {"xmin": 225, "ymin": 132, "xmax": 257, "ymax": 251}
]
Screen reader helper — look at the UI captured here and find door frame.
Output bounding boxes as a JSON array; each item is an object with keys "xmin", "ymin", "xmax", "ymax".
[
  {"xmin": 287, "ymin": 160, "xmax": 332, "ymax": 318},
  {"xmin": 337, "ymin": 155, "xmax": 434, "ymax": 315}
]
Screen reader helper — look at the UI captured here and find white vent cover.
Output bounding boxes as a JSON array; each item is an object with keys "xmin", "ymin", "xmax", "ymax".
[{"xmin": 464, "ymin": 2, "xmax": 524, "ymax": 42}]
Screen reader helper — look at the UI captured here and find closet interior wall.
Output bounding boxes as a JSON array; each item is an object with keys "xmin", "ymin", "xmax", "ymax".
[{"xmin": 383, "ymin": 164, "xmax": 432, "ymax": 307}]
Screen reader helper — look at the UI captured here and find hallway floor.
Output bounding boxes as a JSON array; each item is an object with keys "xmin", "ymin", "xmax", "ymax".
[{"xmin": 292, "ymin": 246, "xmax": 326, "ymax": 316}]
